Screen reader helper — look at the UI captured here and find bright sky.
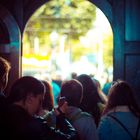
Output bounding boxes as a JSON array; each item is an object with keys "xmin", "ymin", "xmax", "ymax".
[{"xmin": 96, "ymin": 8, "xmax": 111, "ymax": 29}]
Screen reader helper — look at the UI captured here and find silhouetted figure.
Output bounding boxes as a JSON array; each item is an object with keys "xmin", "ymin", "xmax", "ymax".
[
  {"xmin": 92, "ymin": 78, "xmax": 108, "ymax": 104},
  {"xmin": 41, "ymin": 80, "xmax": 54, "ymax": 111},
  {"xmin": 71, "ymin": 72, "xmax": 77, "ymax": 79},
  {"xmin": 60, "ymin": 79, "xmax": 99, "ymax": 140},
  {"xmin": 3, "ymin": 76, "xmax": 78, "ymax": 140},
  {"xmin": 37, "ymin": 80, "xmax": 56, "ymax": 128},
  {"xmin": 52, "ymin": 80, "xmax": 61, "ymax": 106},
  {"xmin": 98, "ymin": 80, "xmax": 140, "ymax": 140},
  {"xmin": 76, "ymin": 74, "xmax": 106, "ymax": 126},
  {"xmin": 102, "ymin": 78, "xmax": 112, "ymax": 96}
]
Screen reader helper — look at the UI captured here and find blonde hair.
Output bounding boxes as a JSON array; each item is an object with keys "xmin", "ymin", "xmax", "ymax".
[{"xmin": 0, "ymin": 57, "xmax": 11, "ymax": 80}]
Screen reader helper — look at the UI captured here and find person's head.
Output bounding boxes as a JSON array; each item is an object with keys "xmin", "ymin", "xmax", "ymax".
[
  {"xmin": 41, "ymin": 80, "xmax": 54, "ymax": 111},
  {"xmin": 8, "ymin": 76, "xmax": 45, "ymax": 116},
  {"xmin": 76, "ymin": 74, "xmax": 97, "ymax": 96},
  {"xmin": 76, "ymin": 74, "xmax": 103, "ymax": 126},
  {"xmin": 103, "ymin": 80, "xmax": 140, "ymax": 117},
  {"xmin": 60, "ymin": 79, "xmax": 83, "ymax": 107},
  {"xmin": 76, "ymin": 74, "xmax": 104, "ymax": 104},
  {"xmin": 71, "ymin": 72, "xmax": 77, "ymax": 79},
  {"xmin": 0, "ymin": 57, "xmax": 11, "ymax": 92}
]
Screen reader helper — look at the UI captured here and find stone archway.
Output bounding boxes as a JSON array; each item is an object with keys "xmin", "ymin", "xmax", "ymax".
[{"xmin": 0, "ymin": 4, "xmax": 21, "ymax": 94}]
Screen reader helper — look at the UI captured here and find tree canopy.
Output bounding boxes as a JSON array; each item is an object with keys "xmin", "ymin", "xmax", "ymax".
[
  {"xmin": 26, "ymin": 0, "xmax": 96, "ymax": 38},
  {"xmin": 23, "ymin": 0, "xmax": 113, "ymax": 81}
]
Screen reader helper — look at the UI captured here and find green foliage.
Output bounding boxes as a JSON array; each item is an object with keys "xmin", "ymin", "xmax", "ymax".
[
  {"xmin": 69, "ymin": 39, "xmax": 96, "ymax": 61},
  {"xmin": 103, "ymin": 34, "xmax": 113, "ymax": 68},
  {"xmin": 26, "ymin": 0, "xmax": 96, "ymax": 38},
  {"xmin": 23, "ymin": 0, "xmax": 113, "ymax": 73}
]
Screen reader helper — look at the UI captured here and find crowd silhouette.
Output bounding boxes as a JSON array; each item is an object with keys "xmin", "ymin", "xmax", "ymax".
[{"xmin": 0, "ymin": 56, "xmax": 140, "ymax": 140}]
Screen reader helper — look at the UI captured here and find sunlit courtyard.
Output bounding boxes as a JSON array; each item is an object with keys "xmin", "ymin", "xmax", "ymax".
[{"xmin": 22, "ymin": 0, "xmax": 113, "ymax": 87}]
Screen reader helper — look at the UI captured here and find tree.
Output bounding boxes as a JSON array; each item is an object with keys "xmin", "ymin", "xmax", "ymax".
[
  {"xmin": 23, "ymin": 0, "xmax": 113, "ymax": 79},
  {"xmin": 25, "ymin": 0, "xmax": 96, "ymax": 40}
]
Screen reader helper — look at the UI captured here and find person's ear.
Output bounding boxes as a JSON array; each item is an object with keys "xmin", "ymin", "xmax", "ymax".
[
  {"xmin": 24, "ymin": 94, "xmax": 36, "ymax": 116},
  {"xmin": 26, "ymin": 94, "xmax": 34, "ymax": 105}
]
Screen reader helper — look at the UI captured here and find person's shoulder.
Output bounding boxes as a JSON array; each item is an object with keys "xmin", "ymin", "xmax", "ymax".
[
  {"xmin": 100, "ymin": 113, "xmax": 113, "ymax": 124},
  {"xmin": 72, "ymin": 111, "xmax": 94, "ymax": 123},
  {"xmin": 80, "ymin": 111, "xmax": 93, "ymax": 118}
]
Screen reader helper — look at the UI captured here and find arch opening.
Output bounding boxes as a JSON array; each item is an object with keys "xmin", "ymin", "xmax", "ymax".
[{"xmin": 22, "ymin": 0, "xmax": 113, "ymax": 89}]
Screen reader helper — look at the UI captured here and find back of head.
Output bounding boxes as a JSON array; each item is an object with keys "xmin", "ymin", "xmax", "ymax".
[
  {"xmin": 103, "ymin": 80, "xmax": 140, "ymax": 116},
  {"xmin": 8, "ymin": 76, "xmax": 45, "ymax": 103},
  {"xmin": 76, "ymin": 74, "xmax": 103, "ymax": 126},
  {"xmin": 76, "ymin": 74, "xmax": 97, "ymax": 95},
  {"xmin": 60, "ymin": 79, "xmax": 83, "ymax": 107},
  {"xmin": 0, "ymin": 57, "xmax": 11, "ymax": 90},
  {"xmin": 108, "ymin": 80, "xmax": 134, "ymax": 107},
  {"xmin": 76, "ymin": 74, "xmax": 103, "ymax": 104}
]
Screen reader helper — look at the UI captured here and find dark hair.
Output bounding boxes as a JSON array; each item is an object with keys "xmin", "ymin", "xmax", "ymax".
[
  {"xmin": 0, "ymin": 57, "xmax": 11, "ymax": 81},
  {"xmin": 76, "ymin": 74, "xmax": 103, "ymax": 126},
  {"xmin": 8, "ymin": 76, "xmax": 45, "ymax": 103},
  {"xmin": 71, "ymin": 72, "xmax": 77, "ymax": 79},
  {"xmin": 41, "ymin": 80, "xmax": 54, "ymax": 111},
  {"xmin": 60, "ymin": 79, "xmax": 83, "ymax": 107},
  {"xmin": 103, "ymin": 80, "xmax": 140, "ymax": 117}
]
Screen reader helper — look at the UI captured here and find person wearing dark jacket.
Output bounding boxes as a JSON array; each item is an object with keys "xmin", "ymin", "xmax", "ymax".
[{"xmin": 3, "ymin": 76, "xmax": 78, "ymax": 140}]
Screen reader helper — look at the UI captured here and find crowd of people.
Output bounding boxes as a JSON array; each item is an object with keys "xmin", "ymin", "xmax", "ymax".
[{"xmin": 0, "ymin": 56, "xmax": 140, "ymax": 140}]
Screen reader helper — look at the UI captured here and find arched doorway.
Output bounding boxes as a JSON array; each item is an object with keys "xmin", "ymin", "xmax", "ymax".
[
  {"xmin": 22, "ymin": 0, "xmax": 113, "ymax": 90},
  {"xmin": 0, "ymin": 4, "xmax": 21, "ymax": 94}
]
